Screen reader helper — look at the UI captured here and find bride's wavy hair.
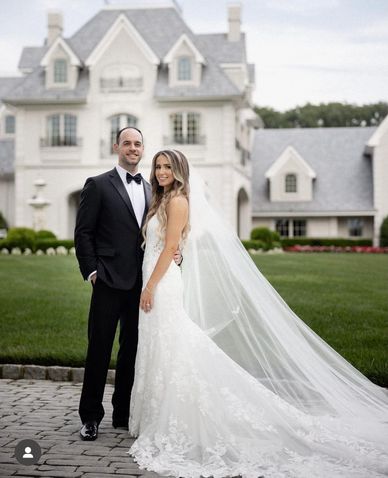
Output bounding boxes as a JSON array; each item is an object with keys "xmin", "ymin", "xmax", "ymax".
[{"xmin": 142, "ymin": 149, "xmax": 190, "ymax": 245}]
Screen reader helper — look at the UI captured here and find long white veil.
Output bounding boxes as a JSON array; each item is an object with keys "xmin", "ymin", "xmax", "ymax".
[{"xmin": 181, "ymin": 166, "xmax": 388, "ymax": 430}]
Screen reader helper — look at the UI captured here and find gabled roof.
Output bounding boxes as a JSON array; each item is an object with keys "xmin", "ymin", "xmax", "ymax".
[
  {"xmin": 40, "ymin": 37, "xmax": 81, "ymax": 67},
  {"xmin": 265, "ymin": 145, "xmax": 316, "ymax": 179},
  {"xmin": 68, "ymin": 8, "xmax": 197, "ymax": 63},
  {"xmin": 155, "ymin": 58, "xmax": 241, "ymax": 100},
  {"xmin": 252, "ymin": 127, "xmax": 376, "ymax": 214},
  {"xmin": 4, "ymin": 67, "xmax": 88, "ymax": 104},
  {"xmin": 11, "ymin": 6, "xmax": 248, "ymax": 102},
  {"xmin": 0, "ymin": 139, "xmax": 14, "ymax": 178},
  {"xmin": 164, "ymin": 33, "xmax": 205, "ymax": 64}
]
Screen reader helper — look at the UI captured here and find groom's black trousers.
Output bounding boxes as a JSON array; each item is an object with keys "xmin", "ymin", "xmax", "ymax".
[{"xmin": 79, "ymin": 275, "xmax": 142, "ymax": 425}]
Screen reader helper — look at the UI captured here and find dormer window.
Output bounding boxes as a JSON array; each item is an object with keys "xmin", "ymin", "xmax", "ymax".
[
  {"xmin": 54, "ymin": 59, "xmax": 68, "ymax": 83},
  {"xmin": 177, "ymin": 57, "xmax": 192, "ymax": 81},
  {"xmin": 285, "ymin": 173, "xmax": 297, "ymax": 193}
]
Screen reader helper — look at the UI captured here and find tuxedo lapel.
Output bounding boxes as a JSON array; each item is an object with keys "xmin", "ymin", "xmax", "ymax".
[
  {"xmin": 108, "ymin": 168, "xmax": 137, "ymax": 223},
  {"xmin": 141, "ymin": 180, "xmax": 152, "ymax": 227}
]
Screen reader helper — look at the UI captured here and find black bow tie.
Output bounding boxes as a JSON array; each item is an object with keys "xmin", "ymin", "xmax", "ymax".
[{"xmin": 126, "ymin": 172, "xmax": 142, "ymax": 184}]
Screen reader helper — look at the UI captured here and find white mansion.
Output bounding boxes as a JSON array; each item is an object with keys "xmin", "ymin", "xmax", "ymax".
[
  {"xmin": 0, "ymin": 2, "xmax": 256, "ymax": 240},
  {"xmin": 0, "ymin": 2, "xmax": 387, "ymax": 245}
]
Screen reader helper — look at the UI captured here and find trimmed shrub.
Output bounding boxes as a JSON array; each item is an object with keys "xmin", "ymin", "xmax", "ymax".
[
  {"xmin": 241, "ymin": 239, "xmax": 265, "ymax": 251},
  {"xmin": 5, "ymin": 227, "xmax": 36, "ymax": 250},
  {"xmin": 36, "ymin": 229, "xmax": 57, "ymax": 240},
  {"xmin": 380, "ymin": 216, "xmax": 388, "ymax": 247},
  {"xmin": 251, "ymin": 227, "xmax": 272, "ymax": 243},
  {"xmin": 280, "ymin": 237, "xmax": 372, "ymax": 247}
]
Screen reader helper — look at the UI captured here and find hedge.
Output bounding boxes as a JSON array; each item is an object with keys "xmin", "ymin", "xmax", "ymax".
[{"xmin": 280, "ymin": 237, "xmax": 372, "ymax": 247}]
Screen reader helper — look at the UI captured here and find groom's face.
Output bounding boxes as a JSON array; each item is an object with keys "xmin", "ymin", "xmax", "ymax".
[{"xmin": 114, "ymin": 128, "xmax": 144, "ymax": 171}]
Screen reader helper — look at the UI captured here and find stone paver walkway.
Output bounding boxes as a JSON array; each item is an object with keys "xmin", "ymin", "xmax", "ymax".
[{"xmin": 0, "ymin": 379, "xmax": 166, "ymax": 478}]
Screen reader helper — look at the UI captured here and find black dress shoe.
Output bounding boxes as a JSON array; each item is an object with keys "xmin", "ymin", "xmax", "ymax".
[{"xmin": 80, "ymin": 421, "xmax": 98, "ymax": 441}]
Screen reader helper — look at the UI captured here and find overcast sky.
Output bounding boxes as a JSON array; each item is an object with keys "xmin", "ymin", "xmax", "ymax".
[{"xmin": 0, "ymin": 0, "xmax": 387, "ymax": 111}]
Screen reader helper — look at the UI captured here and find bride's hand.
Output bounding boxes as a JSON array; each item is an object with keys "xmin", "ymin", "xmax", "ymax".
[{"xmin": 140, "ymin": 286, "xmax": 154, "ymax": 313}]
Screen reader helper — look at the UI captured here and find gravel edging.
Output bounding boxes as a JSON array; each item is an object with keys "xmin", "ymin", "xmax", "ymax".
[{"xmin": 0, "ymin": 363, "xmax": 115, "ymax": 383}]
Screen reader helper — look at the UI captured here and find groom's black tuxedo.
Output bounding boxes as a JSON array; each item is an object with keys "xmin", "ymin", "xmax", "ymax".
[
  {"xmin": 74, "ymin": 167, "xmax": 151, "ymax": 426},
  {"xmin": 75, "ymin": 168, "xmax": 151, "ymax": 289}
]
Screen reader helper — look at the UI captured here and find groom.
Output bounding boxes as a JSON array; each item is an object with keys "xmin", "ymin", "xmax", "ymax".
[{"xmin": 75, "ymin": 127, "xmax": 153, "ymax": 440}]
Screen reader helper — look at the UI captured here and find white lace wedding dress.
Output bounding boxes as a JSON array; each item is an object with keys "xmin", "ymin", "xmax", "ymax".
[{"xmin": 128, "ymin": 215, "xmax": 388, "ymax": 478}]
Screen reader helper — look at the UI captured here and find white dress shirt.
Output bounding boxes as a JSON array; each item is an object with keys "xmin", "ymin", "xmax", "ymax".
[
  {"xmin": 115, "ymin": 164, "xmax": 146, "ymax": 227},
  {"xmin": 87, "ymin": 165, "xmax": 146, "ymax": 282}
]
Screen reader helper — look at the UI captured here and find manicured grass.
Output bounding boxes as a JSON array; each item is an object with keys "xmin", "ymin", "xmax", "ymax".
[
  {"xmin": 0, "ymin": 254, "xmax": 387, "ymax": 385},
  {"xmin": 252, "ymin": 253, "xmax": 388, "ymax": 386}
]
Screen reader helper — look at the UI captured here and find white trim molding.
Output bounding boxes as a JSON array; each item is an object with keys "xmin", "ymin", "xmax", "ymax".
[{"xmin": 85, "ymin": 13, "xmax": 159, "ymax": 67}]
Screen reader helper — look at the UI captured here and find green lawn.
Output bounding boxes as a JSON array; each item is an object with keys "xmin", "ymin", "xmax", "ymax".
[{"xmin": 0, "ymin": 254, "xmax": 387, "ymax": 385}]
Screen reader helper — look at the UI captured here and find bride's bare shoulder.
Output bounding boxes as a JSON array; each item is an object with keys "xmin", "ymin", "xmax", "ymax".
[{"xmin": 168, "ymin": 195, "xmax": 188, "ymax": 209}]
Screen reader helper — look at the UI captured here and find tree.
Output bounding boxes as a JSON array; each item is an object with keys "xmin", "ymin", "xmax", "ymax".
[
  {"xmin": 380, "ymin": 216, "xmax": 388, "ymax": 247},
  {"xmin": 254, "ymin": 102, "xmax": 388, "ymax": 129}
]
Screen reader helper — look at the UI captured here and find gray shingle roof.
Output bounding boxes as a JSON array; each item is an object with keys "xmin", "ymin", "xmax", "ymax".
[
  {"xmin": 252, "ymin": 127, "xmax": 376, "ymax": 214},
  {"xmin": 0, "ymin": 77, "xmax": 23, "ymax": 105},
  {"xmin": 155, "ymin": 58, "xmax": 241, "ymax": 100},
  {"xmin": 4, "ymin": 67, "xmax": 89, "ymax": 104},
  {"xmin": 0, "ymin": 139, "xmax": 14, "ymax": 178},
  {"xmin": 69, "ymin": 8, "xmax": 198, "ymax": 62},
  {"xmin": 18, "ymin": 46, "xmax": 47, "ymax": 70},
  {"xmin": 196, "ymin": 33, "xmax": 246, "ymax": 63},
  {"xmin": 12, "ymin": 7, "xmax": 247, "ymax": 102}
]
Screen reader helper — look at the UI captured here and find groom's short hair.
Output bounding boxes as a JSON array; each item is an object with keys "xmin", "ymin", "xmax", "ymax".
[{"xmin": 116, "ymin": 126, "xmax": 144, "ymax": 144}]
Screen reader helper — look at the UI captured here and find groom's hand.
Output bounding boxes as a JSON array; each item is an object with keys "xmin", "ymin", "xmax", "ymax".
[
  {"xmin": 90, "ymin": 272, "xmax": 97, "ymax": 285},
  {"xmin": 173, "ymin": 249, "xmax": 183, "ymax": 266}
]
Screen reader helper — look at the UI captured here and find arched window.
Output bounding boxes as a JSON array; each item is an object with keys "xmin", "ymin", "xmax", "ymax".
[
  {"xmin": 54, "ymin": 59, "xmax": 67, "ymax": 83},
  {"xmin": 177, "ymin": 57, "xmax": 192, "ymax": 81},
  {"xmin": 285, "ymin": 173, "xmax": 297, "ymax": 193},
  {"xmin": 45, "ymin": 113, "xmax": 77, "ymax": 146},
  {"xmin": 110, "ymin": 114, "xmax": 138, "ymax": 151}
]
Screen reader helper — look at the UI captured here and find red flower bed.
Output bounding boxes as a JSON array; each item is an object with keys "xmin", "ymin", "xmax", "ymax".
[{"xmin": 284, "ymin": 245, "xmax": 388, "ymax": 254}]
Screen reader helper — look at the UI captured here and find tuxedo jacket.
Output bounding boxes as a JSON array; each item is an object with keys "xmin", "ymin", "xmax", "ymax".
[{"xmin": 74, "ymin": 168, "xmax": 151, "ymax": 290}]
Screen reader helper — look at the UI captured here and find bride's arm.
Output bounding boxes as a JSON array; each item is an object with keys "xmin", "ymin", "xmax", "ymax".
[{"xmin": 140, "ymin": 196, "xmax": 188, "ymax": 312}]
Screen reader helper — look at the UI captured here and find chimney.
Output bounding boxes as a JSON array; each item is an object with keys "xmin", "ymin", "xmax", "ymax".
[
  {"xmin": 227, "ymin": 3, "xmax": 241, "ymax": 42},
  {"xmin": 47, "ymin": 11, "xmax": 63, "ymax": 46}
]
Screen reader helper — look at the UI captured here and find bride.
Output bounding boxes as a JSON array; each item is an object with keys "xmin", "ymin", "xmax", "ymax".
[{"xmin": 128, "ymin": 149, "xmax": 388, "ymax": 478}]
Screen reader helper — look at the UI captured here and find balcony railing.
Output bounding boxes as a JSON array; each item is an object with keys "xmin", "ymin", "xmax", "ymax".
[
  {"xmin": 40, "ymin": 137, "xmax": 82, "ymax": 147},
  {"xmin": 100, "ymin": 77, "xmax": 143, "ymax": 92},
  {"xmin": 163, "ymin": 135, "xmax": 206, "ymax": 146}
]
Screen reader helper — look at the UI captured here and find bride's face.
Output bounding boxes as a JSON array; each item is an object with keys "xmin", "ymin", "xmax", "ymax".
[{"xmin": 155, "ymin": 155, "xmax": 174, "ymax": 190}]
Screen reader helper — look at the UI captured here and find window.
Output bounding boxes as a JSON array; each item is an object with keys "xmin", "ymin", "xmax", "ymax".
[
  {"xmin": 276, "ymin": 219, "xmax": 306, "ymax": 237},
  {"xmin": 170, "ymin": 112, "xmax": 200, "ymax": 144},
  {"xmin": 276, "ymin": 219, "xmax": 289, "ymax": 237},
  {"xmin": 348, "ymin": 219, "xmax": 363, "ymax": 237},
  {"xmin": 110, "ymin": 114, "xmax": 138, "ymax": 152},
  {"xmin": 285, "ymin": 173, "xmax": 297, "ymax": 193},
  {"xmin": 293, "ymin": 220, "xmax": 306, "ymax": 236},
  {"xmin": 5, "ymin": 115, "xmax": 15, "ymax": 134},
  {"xmin": 54, "ymin": 59, "xmax": 67, "ymax": 83},
  {"xmin": 46, "ymin": 114, "xmax": 77, "ymax": 146},
  {"xmin": 177, "ymin": 57, "xmax": 192, "ymax": 81}
]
